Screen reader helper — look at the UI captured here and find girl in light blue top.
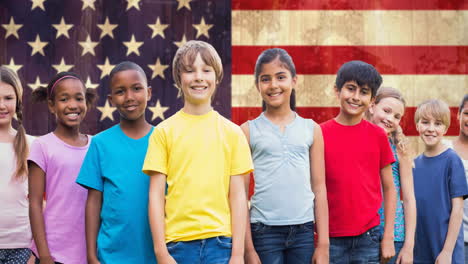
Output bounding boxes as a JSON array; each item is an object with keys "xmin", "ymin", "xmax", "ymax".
[{"xmin": 241, "ymin": 48, "xmax": 329, "ymax": 264}]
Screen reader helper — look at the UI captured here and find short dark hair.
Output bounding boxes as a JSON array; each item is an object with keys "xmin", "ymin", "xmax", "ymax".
[
  {"xmin": 335, "ymin": 60, "xmax": 382, "ymax": 97},
  {"xmin": 109, "ymin": 61, "xmax": 148, "ymax": 86},
  {"xmin": 459, "ymin": 94, "xmax": 468, "ymax": 113}
]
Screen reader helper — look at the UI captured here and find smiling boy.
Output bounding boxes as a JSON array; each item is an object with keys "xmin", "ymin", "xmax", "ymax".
[
  {"xmin": 413, "ymin": 99, "xmax": 468, "ymax": 264},
  {"xmin": 143, "ymin": 40, "xmax": 253, "ymax": 264},
  {"xmin": 320, "ymin": 61, "xmax": 397, "ymax": 263}
]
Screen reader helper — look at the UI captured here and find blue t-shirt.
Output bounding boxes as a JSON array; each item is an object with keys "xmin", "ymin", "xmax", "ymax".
[
  {"xmin": 413, "ymin": 148, "xmax": 468, "ymax": 264},
  {"xmin": 76, "ymin": 125, "xmax": 157, "ymax": 264}
]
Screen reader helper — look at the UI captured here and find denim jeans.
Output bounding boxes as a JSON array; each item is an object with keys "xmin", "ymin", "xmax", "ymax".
[
  {"xmin": 465, "ymin": 243, "xmax": 468, "ymax": 264},
  {"xmin": 166, "ymin": 236, "xmax": 232, "ymax": 264},
  {"xmin": 251, "ymin": 221, "xmax": 315, "ymax": 264},
  {"xmin": 329, "ymin": 225, "xmax": 381, "ymax": 264}
]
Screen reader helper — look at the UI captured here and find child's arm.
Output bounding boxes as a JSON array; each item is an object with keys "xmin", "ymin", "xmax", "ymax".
[
  {"xmin": 396, "ymin": 153, "xmax": 416, "ymax": 264},
  {"xmin": 148, "ymin": 171, "xmax": 176, "ymax": 264},
  {"xmin": 310, "ymin": 124, "xmax": 329, "ymax": 263},
  {"xmin": 240, "ymin": 122, "xmax": 261, "ymax": 264},
  {"xmin": 435, "ymin": 196, "xmax": 464, "ymax": 264},
  {"xmin": 229, "ymin": 173, "xmax": 249, "ymax": 264},
  {"xmin": 28, "ymin": 162, "xmax": 54, "ymax": 264},
  {"xmin": 380, "ymin": 164, "xmax": 397, "ymax": 262},
  {"xmin": 85, "ymin": 189, "xmax": 102, "ymax": 264}
]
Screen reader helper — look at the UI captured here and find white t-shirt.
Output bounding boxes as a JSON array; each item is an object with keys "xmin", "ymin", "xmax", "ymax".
[
  {"xmin": 445, "ymin": 139, "xmax": 468, "ymax": 242},
  {"xmin": 0, "ymin": 135, "xmax": 35, "ymax": 248}
]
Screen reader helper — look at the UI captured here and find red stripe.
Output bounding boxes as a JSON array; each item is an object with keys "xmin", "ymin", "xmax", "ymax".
[
  {"xmin": 231, "ymin": 107, "xmax": 461, "ymax": 136},
  {"xmin": 232, "ymin": 46, "xmax": 468, "ymax": 75},
  {"xmin": 232, "ymin": 0, "xmax": 468, "ymax": 10}
]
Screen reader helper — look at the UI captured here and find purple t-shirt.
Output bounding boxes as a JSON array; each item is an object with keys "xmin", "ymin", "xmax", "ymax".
[{"xmin": 28, "ymin": 132, "xmax": 89, "ymax": 264}]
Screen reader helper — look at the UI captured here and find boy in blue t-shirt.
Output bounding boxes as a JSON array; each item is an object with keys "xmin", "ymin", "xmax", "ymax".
[
  {"xmin": 413, "ymin": 99, "xmax": 468, "ymax": 264},
  {"xmin": 76, "ymin": 62, "xmax": 157, "ymax": 264}
]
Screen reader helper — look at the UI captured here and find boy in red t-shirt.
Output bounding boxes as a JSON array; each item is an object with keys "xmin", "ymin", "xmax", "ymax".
[{"xmin": 320, "ymin": 61, "xmax": 396, "ymax": 263}]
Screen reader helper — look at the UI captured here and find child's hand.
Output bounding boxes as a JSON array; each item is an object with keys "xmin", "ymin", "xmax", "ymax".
[
  {"xmin": 435, "ymin": 250, "xmax": 451, "ymax": 264},
  {"xmin": 244, "ymin": 249, "xmax": 261, "ymax": 264},
  {"xmin": 380, "ymin": 237, "xmax": 395, "ymax": 263},
  {"xmin": 312, "ymin": 244, "xmax": 329, "ymax": 264},
  {"xmin": 395, "ymin": 245, "xmax": 413, "ymax": 264},
  {"xmin": 229, "ymin": 254, "xmax": 244, "ymax": 264},
  {"xmin": 38, "ymin": 256, "xmax": 55, "ymax": 264}
]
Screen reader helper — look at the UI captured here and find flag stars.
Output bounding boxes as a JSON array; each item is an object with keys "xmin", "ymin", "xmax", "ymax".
[
  {"xmin": 173, "ymin": 34, "xmax": 188, "ymax": 48},
  {"xmin": 52, "ymin": 58, "xmax": 74, "ymax": 73},
  {"xmin": 2, "ymin": 17, "xmax": 23, "ymax": 39},
  {"xmin": 5, "ymin": 58, "xmax": 22, "ymax": 75},
  {"xmin": 126, "ymin": 0, "xmax": 141, "ymax": 11},
  {"xmin": 97, "ymin": 58, "xmax": 115, "ymax": 79},
  {"xmin": 97, "ymin": 100, "xmax": 116, "ymax": 121},
  {"xmin": 31, "ymin": 0, "xmax": 46, "ymax": 11},
  {"xmin": 193, "ymin": 18, "xmax": 213, "ymax": 39},
  {"xmin": 149, "ymin": 100, "xmax": 169, "ymax": 121},
  {"xmin": 85, "ymin": 77, "xmax": 99, "ymax": 89},
  {"xmin": 176, "ymin": 0, "xmax": 192, "ymax": 10},
  {"xmin": 148, "ymin": 58, "xmax": 169, "ymax": 80},
  {"xmin": 79, "ymin": 35, "xmax": 99, "ymax": 56},
  {"xmin": 97, "ymin": 17, "xmax": 118, "ymax": 39},
  {"xmin": 123, "ymin": 35, "xmax": 143, "ymax": 56},
  {"xmin": 81, "ymin": 0, "xmax": 96, "ymax": 10},
  {"xmin": 27, "ymin": 35, "xmax": 48, "ymax": 56},
  {"xmin": 52, "ymin": 17, "xmax": 73, "ymax": 39},
  {"xmin": 148, "ymin": 17, "xmax": 169, "ymax": 39},
  {"xmin": 28, "ymin": 77, "xmax": 47, "ymax": 91}
]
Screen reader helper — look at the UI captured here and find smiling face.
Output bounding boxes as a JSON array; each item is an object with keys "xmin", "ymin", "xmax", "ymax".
[
  {"xmin": 256, "ymin": 58, "xmax": 296, "ymax": 110},
  {"xmin": 109, "ymin": 69, "xmax": 151, "ymax": 122},
  {"xmin": 416, "ymin": 114, "xmax": 448, "ymax": 149},
  {"xmin": 180, "ymin": 52, "xmax": 217, "ymax": 108},
  {"xmin": 48, "ymin": 78, "xmax": 87, "ymax": 129},
  {"xmin": 369, "ymin": 97, "xmax": 405, "ymax": 135},
  {"xmin": 0, "ymin": 81, "xmax": 17, "ymax": 129},
  {"xmin": 336, "ymin": 81, "xmax": 373, "ymax": 120}
]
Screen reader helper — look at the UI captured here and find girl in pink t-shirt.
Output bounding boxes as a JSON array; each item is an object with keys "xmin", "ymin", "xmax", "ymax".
[
  {"xmin": 28, "ymin": 72, "xmax": 96, "ymax": 264},
  {"xmin": 0, "ymin": 66, "xmax": 34, "ymax": 263}
]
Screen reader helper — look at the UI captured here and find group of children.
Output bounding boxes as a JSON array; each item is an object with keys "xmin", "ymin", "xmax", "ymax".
[{"xmin": 0, "ymin": 40, "xmax": 467, "ymax": 264}]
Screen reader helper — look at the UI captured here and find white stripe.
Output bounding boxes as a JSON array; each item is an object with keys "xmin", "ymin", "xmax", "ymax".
[
  {"xmin": 232, "ymin": 74, "xmax": 468, "ymax": 107},
  {"xmin": 232, "ymin": 10, "xmax": 468, "ymax": 46}
]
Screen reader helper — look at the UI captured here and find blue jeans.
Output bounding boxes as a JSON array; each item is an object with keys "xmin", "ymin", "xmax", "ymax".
[
  {"xmin": 251, "ymin": 221, "xmax": 315, "ymax": 264},
  {"xmin": 330, "ymin": 225, "xmax": 381, "ymax": 264},
  {"xmin": 167, "ymin": 236, "xmax": 232, "ymax": 264},
  {"xmin": 465, "ymin": 243, "xmax": 468, "ymax": 264}
]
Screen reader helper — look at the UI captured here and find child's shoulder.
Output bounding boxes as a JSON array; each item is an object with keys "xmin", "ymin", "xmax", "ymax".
[{"xmin": 90, "ymin": 124, "xmax": 122, "ymax": 143}]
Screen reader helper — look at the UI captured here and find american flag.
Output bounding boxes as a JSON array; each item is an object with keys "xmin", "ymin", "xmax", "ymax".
[
  {"xmin": 230, "ymin": 0, "xmax": 468, "ymax": 154},
  {"xmin": 0, "ymin": 0, "xmax": 231, "ymax": 135},
  {"xmin": 1, "ymin": 0, "xmax": 466, "ymax": 153}
]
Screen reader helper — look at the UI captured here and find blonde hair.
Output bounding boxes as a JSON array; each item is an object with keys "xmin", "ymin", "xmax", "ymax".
[
  {"xmin": 369, "ymin": 87, "xmax": 409, "ymax": 155},
  {"xmin": 415, "ymin": 99, "xmax": 451, "ymax": 127},
  {"xmin": 0, "ymin": 66, "xmax": 29, "ymax": 181},
  {"xmin": 172, "ymin": 40, "xmax": 223, "ymax": 96}
]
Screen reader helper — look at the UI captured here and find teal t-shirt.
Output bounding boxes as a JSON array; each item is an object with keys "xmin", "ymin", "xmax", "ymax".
[{"xmin": 76, "ymin": 124, "xmax": 156, "ymax": 264}]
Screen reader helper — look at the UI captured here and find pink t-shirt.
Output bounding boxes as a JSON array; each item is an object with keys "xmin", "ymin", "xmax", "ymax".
[
  {"xmin": 28, "ymin": 133, "xmax": 89, "ymax": 264},
  {"xmin": 321, "ymin": 119, "xmax": 395, "ymax": 237},
  {"xmin": 0, "ymin": 135, "xmax": 35, "ymax": 248}
]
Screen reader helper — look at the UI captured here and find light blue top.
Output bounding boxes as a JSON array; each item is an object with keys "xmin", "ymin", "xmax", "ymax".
[
  {"xmin": 379, "ymin": 142, "xmax": 405, "ymax": 241},
  {"xmin": 76, "ymin": 125, "xmax": 157, "ymax": 264},
  {"xmin": 249, "ymin": 112, "xmax": 315, "ymax": 225}
]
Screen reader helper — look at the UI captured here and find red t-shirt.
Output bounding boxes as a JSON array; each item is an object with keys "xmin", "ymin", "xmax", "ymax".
[{"xmin": 320, "ymin": 119, "xmax": 395, "ymax": 237}]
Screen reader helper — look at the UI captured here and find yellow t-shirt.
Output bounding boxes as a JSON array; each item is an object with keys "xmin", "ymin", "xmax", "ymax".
[{"xmin": 143, "ymin": 110, "xmax": 253, "ymax": 242}]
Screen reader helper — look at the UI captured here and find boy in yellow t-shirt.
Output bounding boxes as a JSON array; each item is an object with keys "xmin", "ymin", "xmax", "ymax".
[{"xmin": 143, "ymin": 40, "xmax": 253, "ymax": 264}]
